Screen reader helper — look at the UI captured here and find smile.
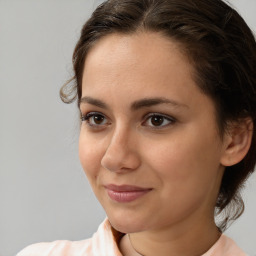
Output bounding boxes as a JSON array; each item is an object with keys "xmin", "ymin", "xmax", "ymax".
[{"xmin": 104, "ymin": 184, "xmax": 152, "ymax": 203}]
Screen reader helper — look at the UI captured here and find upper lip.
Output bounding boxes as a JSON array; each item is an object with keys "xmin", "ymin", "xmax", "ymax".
[{"xmin": 104, "ymin": 184, "xmax": 152, "ymax": 192}]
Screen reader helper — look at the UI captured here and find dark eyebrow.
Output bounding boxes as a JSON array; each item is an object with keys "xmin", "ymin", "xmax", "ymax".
[
  {"xmin": 79, "ymin": 96, "xmax": 108, "ymax": 109},
  {"xmin": 131, "ymin": 97, "xmax": 189, "ymax": 110},
  {"xmin": 79, "ymin": 96, "xmax": 188, "ymax": 110}
]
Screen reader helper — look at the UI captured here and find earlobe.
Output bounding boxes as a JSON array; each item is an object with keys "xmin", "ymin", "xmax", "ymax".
[{"xmin": 220, "ymin": 118, "xmax": 253, "ymax": 167}]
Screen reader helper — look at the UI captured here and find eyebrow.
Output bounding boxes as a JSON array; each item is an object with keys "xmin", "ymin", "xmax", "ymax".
[
  {"xmin": 79, "ymin": 96, "xmax": 108, "ymax": 109},
  {"xmin": 131, "ymin": 97, "xmax": 188, "ymax": 110},
  {"xmin": 79, "ymin": 96, "xmax": 188, "ymax": 110}
]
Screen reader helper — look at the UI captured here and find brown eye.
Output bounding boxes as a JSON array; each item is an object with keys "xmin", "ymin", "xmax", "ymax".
[
  {"xmin": 81, "ymin": 112, "xmax": 108, "ymax": 127},
  {"xmin": 93, "ymin": 114, "xmax": 105, "ymax": 125},
  {"xmin": 143, "ymin": 113, "xmax": 175, "ymax": 128},
  {"xmin": 151, "ymin": 116, "xmax": 164, "ymax": 126}
]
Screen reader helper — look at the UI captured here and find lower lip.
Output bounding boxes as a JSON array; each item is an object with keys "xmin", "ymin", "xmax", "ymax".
[{"xmin": 106, "ymin": 189, "xmax": 151, "ymax": 203}]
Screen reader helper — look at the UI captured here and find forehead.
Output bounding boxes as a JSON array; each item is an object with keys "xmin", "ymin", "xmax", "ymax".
[
  {"xmin": 82, "ymin": 32, "xmax": 196, "ymax": 96},
  {"xmin": 84, "ymin": 32, "xmax": 188, "ymax": 66}
]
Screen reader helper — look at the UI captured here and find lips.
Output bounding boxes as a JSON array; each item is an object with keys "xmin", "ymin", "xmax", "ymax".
[{"xmin": 104, "ymin": 184, "xmax": 152, "ymax": 203}]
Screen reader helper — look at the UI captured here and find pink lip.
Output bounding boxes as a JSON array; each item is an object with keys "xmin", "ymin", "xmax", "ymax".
[{"xmin": 104, "ymin": 184, "xmax": 152, "ymax": 203}]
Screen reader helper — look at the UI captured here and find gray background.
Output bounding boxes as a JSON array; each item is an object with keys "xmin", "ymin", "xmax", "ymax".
[{"xmin": 0, "ymin": 1, "xmax": 255, "ymax": 256}]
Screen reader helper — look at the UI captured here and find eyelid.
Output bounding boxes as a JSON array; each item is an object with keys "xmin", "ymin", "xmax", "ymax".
[
  {"xmin": 81, "ymin": 111, "xmax": 105, "ymax": 121},
  {"xmin": 81, "ymin": 111, "xmax": 110, "ymax": 128},
  {"xmin": 142, "ymin": 112, "xmax": 176, "ymax": 128}
]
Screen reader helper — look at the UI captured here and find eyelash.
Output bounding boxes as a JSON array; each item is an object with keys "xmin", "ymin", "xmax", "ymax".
[
  {"xmin": 143, "ymin": 113, "xmax": 176, "ymax": 129},
  {"xmin": 81, "ymin": 112, "xmax": 109, "ymax": 129},
  {"xmin": 81, "ymin": 112, "xmax": 176, "ymax": 130}
]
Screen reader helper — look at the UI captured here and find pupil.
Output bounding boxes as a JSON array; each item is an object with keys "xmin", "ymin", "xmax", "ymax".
[
  {"xmin": 94, "ymin": 115, "xmax": 104, "ymax": 124},
  {"xmin": 152, "ymin": 116, "xmax": 163, "ymax": 126}
]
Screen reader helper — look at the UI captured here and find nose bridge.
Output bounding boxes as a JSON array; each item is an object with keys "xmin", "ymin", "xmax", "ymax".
[
  {"xmin": 101, "ymin": 123, "xmax": 140, "ymax": 172},
  {"xmin": 111, "ymin": 123, "xmax": 130, "ymax": 148}
]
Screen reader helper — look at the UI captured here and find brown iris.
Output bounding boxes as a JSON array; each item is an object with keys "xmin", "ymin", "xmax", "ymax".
[
  {"xmin": 93, "ymin": 114, "xmax": 105, "ymax": 124},
  {"xmin": 151, "ymin": 115, "xmax": 164, "ymax": 126}
]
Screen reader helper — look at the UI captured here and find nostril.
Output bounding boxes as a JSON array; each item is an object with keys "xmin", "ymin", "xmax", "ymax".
[{"xmin": 101, "ymin": 145, "xmax": 140, "ymax": 173}]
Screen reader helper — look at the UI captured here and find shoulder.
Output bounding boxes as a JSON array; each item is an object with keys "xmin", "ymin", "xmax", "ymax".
[
  {"xmin": 219, "ymin": 235, "xmax": 248, "ymax": 256},
  {"xmin": 16, "ymin": 238, "xmax": 92, "ymax": 256},
  {"xmin": 203, "ymin": 234, "xmax": 249, "ymax": 256},
  {"xmin": 16, "ymin": 218, "xmax": 123, "ymax": 256}
]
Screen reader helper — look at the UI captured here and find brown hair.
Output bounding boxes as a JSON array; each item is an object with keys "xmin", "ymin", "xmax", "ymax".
[{"xmin": 60, "ymin": 0, "xmax": 256, "ymax": 230}]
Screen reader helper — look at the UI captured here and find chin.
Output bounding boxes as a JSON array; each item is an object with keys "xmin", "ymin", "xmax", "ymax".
[{"xmin": 106, "ymin": 211, "xmax": 149, "ymax": 234}]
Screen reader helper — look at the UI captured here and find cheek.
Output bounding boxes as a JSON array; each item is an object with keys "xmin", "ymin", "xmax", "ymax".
[
  {"xmin": 144, "ymin": 138, "xmax": 222, "ymax": 218},
  {"xmin": 78, "ymin": 133, "xmax": 104, "ymax": 181},
  {"xmin": 144, "ymin": 129, "xmax": 222, "ymax": 191}
]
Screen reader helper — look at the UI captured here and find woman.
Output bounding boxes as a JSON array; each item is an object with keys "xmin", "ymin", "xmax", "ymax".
[{"xmin": 17, "ymin": 0, "xmax": 256, "ymax": 255}]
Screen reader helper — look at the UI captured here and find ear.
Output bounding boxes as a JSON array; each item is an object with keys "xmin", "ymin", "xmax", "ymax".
[{"xmin": 220, "ymin": 118, "xmax": 253, "ymax": 167}]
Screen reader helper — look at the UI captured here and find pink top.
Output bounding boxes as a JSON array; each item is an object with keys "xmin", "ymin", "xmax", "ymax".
[{"xmin": 17, "ymin": 218, "xmax": 248, "ymax": 256}]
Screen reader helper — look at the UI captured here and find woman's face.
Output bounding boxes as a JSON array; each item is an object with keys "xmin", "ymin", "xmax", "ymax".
[{"xmin": 79, "ymin": 32, "xmax": 229, "ymax": 234}]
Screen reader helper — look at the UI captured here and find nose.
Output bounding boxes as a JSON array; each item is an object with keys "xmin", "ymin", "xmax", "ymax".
[{"xmin": 101, "ymin": 126, "xmax": 141, "ymax": 173}]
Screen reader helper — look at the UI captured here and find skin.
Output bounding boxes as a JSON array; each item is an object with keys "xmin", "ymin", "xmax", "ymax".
[{"xmin": 78, "ymin": 32, "xmax": 240, "ymax": 256}]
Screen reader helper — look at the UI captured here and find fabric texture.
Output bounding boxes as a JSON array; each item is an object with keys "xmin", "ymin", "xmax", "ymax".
[{"xmin": 17, "ymin": 218, "xmax": 248, "ymax": 256}]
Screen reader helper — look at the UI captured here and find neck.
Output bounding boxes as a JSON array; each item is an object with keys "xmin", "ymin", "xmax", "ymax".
[{"xmin": 119, "ymin": 215, "xmax": 221, "ymax": 256}]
